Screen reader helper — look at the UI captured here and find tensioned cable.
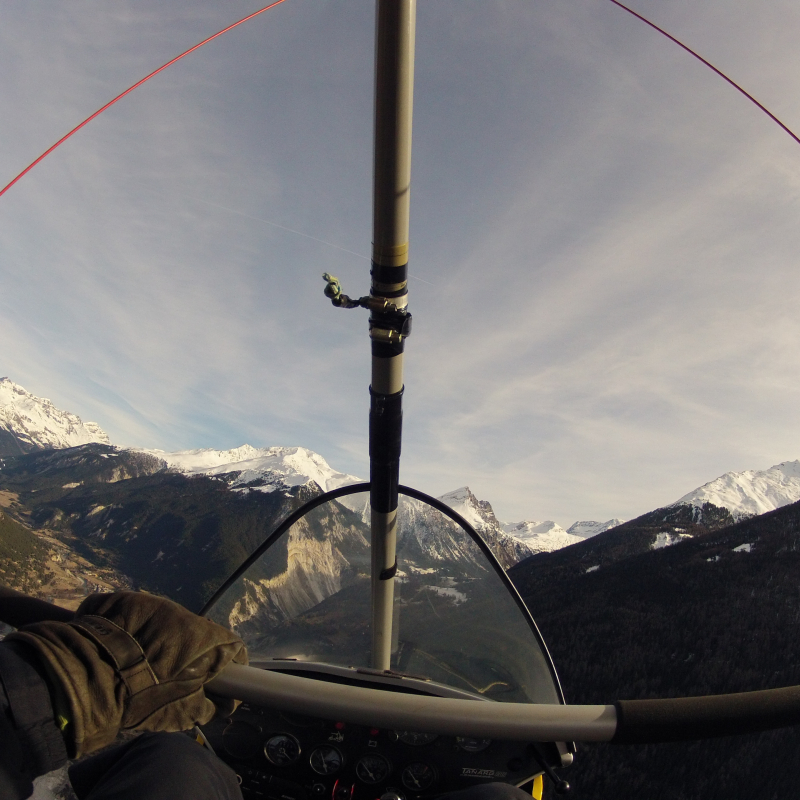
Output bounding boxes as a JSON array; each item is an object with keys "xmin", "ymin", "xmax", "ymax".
[
  {"xmin": 607, "ymin": 0, "xmax": 800, "ymax": 148},
  {"xmin": 0, "ymin": 0, "xmax": 289, "ymax": 199},
  {"xmin": 3, "ymin": 0, "xmax": 798, "ymax": 200}
]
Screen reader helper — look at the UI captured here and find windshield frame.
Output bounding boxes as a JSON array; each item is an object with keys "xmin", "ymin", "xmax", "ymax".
[{"xmin": 200, "ymin": 482, "xmax": 566, "ymax": 705}]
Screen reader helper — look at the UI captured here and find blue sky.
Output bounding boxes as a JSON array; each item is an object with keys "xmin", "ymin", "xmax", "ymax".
[{"xmin": 2, "ymin": 0, "xmax": 800, "ymax": 525}]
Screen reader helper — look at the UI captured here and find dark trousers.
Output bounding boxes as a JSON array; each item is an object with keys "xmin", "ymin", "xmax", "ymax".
[{"xmin": 68, "ymin": 732, "xmax": 243, "ymax": 800}]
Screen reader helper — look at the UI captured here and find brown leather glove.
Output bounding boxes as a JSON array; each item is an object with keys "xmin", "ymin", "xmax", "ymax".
[{"xmin": 7, "ymin": 591, "xmax": 248, "ymax": 757}]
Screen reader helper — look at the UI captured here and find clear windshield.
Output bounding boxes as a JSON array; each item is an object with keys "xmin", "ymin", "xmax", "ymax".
[{"xmin": 206, "ymin": 490, "xmax": 561, "ymax": 705}]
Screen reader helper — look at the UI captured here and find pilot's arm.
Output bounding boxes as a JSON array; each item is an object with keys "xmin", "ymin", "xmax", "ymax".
[{"xmin": 0, "ymin": 591, "xmax": 247, "ymax": 799}]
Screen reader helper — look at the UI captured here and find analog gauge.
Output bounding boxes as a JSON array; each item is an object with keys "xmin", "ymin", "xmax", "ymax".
[
  {"xmin": 355, "ymin": 754, "xmax": 391, "ymax": 784},
  {"xmin": 401, "ymin": 763, "xmax": 436, "ymax": 792},
  {"xmin": 455, "ymin": 737, "xmax": 491, "ymax": 753},
  {"xmin": 265, "ymin": 734, "xmax": 302, "ymax": 766},
  {"xmin": 310, "ymin": 746, "xmax": 343, "ymax": 776},
  {"xmin": 222, "ymin": 721, "xmax": 262, "ymax": 760},
  {"xmin": 395, "ymin": 731, "xmax": 438, "ymax": 747}
]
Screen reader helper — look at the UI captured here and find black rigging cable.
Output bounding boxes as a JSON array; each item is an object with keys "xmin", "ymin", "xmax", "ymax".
[{"xmin": 606, "ymin": 0, "xmax": 800, "ymax": 147}]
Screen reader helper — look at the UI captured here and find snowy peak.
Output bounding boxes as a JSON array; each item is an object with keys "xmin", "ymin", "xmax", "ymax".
[
  {"xmin": 0, "ymin": 377, "xmax": 110, "ymax": 454},
  {"xmin": 567, "ymin": 519, "xmax": 625, "ymax": 538},
  {"xmin": 141, "ymin": 444, "xmax": 361, "ymax": 494},
  {"xmin": 503, "ymin": 520, "xmax": 568, "ymax": 539},
  {"xmin": 437, "ymin": 486, "xmax": 535, "ymax": 567},
  {"xmin": 502, "ymin": 520, "xmax": 584, "ymax": 555},
  {"xmin": 438, "ymin": 486, "xmax": 501, "ymax": 531},
  {"xmin": 674, "ymin": 460, "xmax": 800, "ymax": 520},
  {"xmin": 500, "ymin": 518, "xmax": 625, "ymax": 555}
]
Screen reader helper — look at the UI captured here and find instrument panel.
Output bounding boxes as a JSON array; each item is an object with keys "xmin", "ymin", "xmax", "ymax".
[{"xmin": 200, "ymin": 696, "xmax": 563, "ymax": 800}]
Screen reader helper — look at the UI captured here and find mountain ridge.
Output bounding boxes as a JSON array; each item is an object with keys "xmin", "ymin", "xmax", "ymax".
[
  {"xmin": 0, "ymin": 377, "xmax": 109, "ymax": 457},
  {"xmin": 672, "ymin": 459, "xmax": 800, "ymax": 520},
  {"xmin": 508, "ymin": 495, "xmax": 800, "ymax": 800},
  {"xmin": 0, "ymin": 379, "xmax": 622, "ymax": 547},
  {"xmin": 6, "ymin": 377, "xmax": 800, "ymax": 557}
]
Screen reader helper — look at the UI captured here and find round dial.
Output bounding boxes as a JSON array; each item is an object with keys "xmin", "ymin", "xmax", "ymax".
[
  {"xmin": 401, "ymin": 763, "xmax": 436, "ymax": 792},
  {"xmin": 395, "ymin": 731, "xmax": 438, "ymax": 747},
  {"xmin": 455, "ymin": 737, "xmax": 491, "ymax": 753},
  {"xmin": 355, "ymin": 754, "xmax": 391, "ymax": 784},
  {"xmin": 310, "ymin": 745, "xmax": 343, "ymax": 776},
  {"xmin": 222, "ymin": 721, "xmax": 262, "ymax": 760},
  {"xmin": 265, "ymin": 733, "xmax": 302, "ymax": 766}
]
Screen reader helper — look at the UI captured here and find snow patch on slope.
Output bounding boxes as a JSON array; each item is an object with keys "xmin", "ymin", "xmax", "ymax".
[
  {"xmin": 652, "ymin": 531, "xmax": 692, "ymax": 549},
  {"xmin": 567, "ymin": 519, "xmax": 624, "ymax": 538},
  {"xmin": 674, "ymin": 460, "xmax": 800, "ymax": 520},
  {"xmin": 142, "ymin": 445, "xmax": 361, "ymax": 494},
  {"xmin": 0, "ymin": 377, "xmax": 110, "ymax": 450}
]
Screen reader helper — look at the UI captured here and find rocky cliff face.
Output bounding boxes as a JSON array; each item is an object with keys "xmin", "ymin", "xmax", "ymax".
[
  {"xmin": 436, "ymin": 487, "xmax": 535, "ymax": 567},
  {"xmin": 227, "ymin": 506, "xmax": 369, "ymax": 635}
]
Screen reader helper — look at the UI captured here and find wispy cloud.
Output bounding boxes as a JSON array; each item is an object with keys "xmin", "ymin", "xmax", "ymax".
[{"xmin": 3, "ymin": 0, "xmax": 800, "ymax": 526}]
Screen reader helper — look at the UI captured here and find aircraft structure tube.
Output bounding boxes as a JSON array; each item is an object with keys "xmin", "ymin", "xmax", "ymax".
[
  {"xmin": 5, "ymin": 593, "xmax": 800, "ymax": 744},
  {"xmin": 369, "ymin": 0, "xmax": 416, "ymax": 670},
  {"xmin": 208, "ymin": 664, "xmax": 800, "ymax": 744},
  {"xmin": 211, "ymin": 663, "xmax": 617, "ymax": 742}
]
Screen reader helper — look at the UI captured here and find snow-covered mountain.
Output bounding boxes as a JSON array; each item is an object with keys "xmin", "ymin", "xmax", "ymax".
[
  {"xmin": 437, "ymin": 487, "xmax": 535, "ymax": 566},
  {"xmin": 339, "ymin": 485, "xmax": 538, "ymax": 568},
  {"xmin": 501, "ymin": 520, "xmax": 584, "ymax": 555},
  {"xmin": 672, "ymin": 460, "xmax": 800, "ymax": 521},
  {"xmin": 12, "ymin": 378, "xmax": 800, "ymax": 561},
  {"xmin": 141, "ymin": 444, "xmax": 360, "ymax": 495},
  {"xmin": 499, "ymin": 518, "xmax": 624, "ymax": 555},
  {"xmin": 0, "ymin": 377, "xmax": 110, "ymax": 456}
]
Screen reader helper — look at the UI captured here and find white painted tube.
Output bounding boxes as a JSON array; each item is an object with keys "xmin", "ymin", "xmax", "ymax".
[{"xmin": 207, "ymin": 662, "xmax": 617, "ymax": 742}]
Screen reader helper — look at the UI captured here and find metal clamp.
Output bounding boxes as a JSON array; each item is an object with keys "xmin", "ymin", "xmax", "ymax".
[{"xmin": 323, "ymin": 273, "xmax": 412, "ymax": 341}]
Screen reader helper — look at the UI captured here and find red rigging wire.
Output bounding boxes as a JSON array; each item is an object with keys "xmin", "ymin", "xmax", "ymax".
[
  {"xmin": 3, "ymin": 0, "xmax": 799, "ymax": 200},
  {"xmin": 607, "ymin": 0, "xmax": 800, "ymax": 148},
  {"xmin": 0, "ymin": 0, "xmax": 289, "ymax": 199}
]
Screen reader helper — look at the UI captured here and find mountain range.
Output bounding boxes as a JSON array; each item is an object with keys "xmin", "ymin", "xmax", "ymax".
[
  {"xmin": 0, "ymin": 378, "xmax": 610, "ymax": 564},
  {"xmin": 509, "ymin": 484, "xmax": 800, "ymax": 799},
  {"xmin": 4, "ymin": 376, "xmax": 800, "ymax": 561},
  {"xmin": 4, "ymin": 379, "xmax": 800, "ymax": 796}
]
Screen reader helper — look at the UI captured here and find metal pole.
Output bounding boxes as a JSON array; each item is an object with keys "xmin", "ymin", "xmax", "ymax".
[{"xmin": 369, "ymin": 0, "xmax": 416, "ymax": 670}]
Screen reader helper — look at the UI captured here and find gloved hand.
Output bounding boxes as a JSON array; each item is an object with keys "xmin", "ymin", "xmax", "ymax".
[{"xmin": 7, "ymin": 591, "xmax": 247, "ymax": 757}]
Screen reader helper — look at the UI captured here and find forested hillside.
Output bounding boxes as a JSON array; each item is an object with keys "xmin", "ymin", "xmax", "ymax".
[
  {"xmin": 0, "ymin": 444, "xmax": 315, "ymax": 611},
  {"xmin": 511, "ymin": 500, "xmax": 800, "ymax": 799}
]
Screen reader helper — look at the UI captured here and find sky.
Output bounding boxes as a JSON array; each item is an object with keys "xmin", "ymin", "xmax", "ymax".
[{"xmin": 2, "ymin": 0, "xmax": 800, "ymax": 527}]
